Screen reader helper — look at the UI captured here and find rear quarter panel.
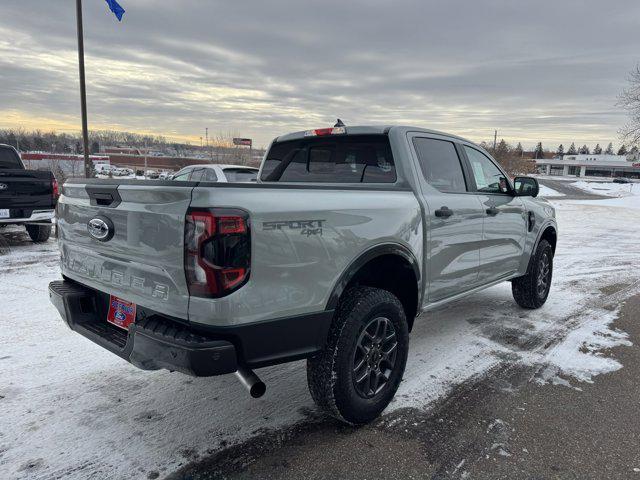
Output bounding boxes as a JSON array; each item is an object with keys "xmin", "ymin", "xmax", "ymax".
[{"xmin": 188, "ymin": 185, "xmax": 423, "ymax": 326}]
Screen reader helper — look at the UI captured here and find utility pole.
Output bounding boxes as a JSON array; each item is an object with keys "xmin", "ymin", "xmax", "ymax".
[
  {"xmin": 493, "ymin": 130, "xmax": 497, "ymax": 151},
  {"xmin": 75, "ymin": 0, "xmax": 91, "ymax": 178}
]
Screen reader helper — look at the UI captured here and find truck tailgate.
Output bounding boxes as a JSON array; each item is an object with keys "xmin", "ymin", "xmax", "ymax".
[
  {"xmin": 0, "ymin": 169, "xmax": 54, "ymax": 210},
  {"xmin": 57, "ymin": 180, "xmax": 196, "ymax": 320}
]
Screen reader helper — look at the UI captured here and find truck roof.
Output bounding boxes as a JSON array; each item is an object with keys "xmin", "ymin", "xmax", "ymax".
[{"xmin": 273, "ymin": 125, "xmax": 475, "ymax": 145}]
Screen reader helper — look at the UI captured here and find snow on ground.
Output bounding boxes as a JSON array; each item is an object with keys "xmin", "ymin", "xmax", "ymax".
[
  {"xmin": 571, "ymin": 180, "xmax": 640, "ymax": 198},
  {"xmin": 1, "ymin": 197, "xmax": 640, "ymax": 479},
  {"xmin": 537, "ymin": 184, "xmax": 565, "ymax": 197}
]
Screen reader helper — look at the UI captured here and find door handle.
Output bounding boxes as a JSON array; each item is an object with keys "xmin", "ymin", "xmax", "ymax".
[
  {"xmin": 435, "ymin": 206, "xmax": 453, "ymax": 218},
  {"xmin": 486, "ymin": 206, "xmax": 499, "ymax": 216}
]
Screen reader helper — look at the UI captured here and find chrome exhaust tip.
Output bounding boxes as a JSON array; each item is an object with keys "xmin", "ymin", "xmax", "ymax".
[{"xmin": 234, "ymin": 365, "xmax": 266, "ymax": 398}]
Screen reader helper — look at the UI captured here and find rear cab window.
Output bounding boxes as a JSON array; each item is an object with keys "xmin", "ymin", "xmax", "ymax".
[
  {"xmin": 260, "ymin": 135, "xmax": 396, "ymax": 183},
  {"xmin": 0, "ymin": 146, "xmax": 23, "ymax": 169}
]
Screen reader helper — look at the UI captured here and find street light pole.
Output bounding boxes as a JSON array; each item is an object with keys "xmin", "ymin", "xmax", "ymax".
[{"xmin": 75, "ymin": 0, "xmax": 91, "ymax": 178}]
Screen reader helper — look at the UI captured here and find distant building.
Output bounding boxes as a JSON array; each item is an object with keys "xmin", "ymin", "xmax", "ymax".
[{"xmin": 535, "ymin": 154, "xmax": 640, "ymax": 179}]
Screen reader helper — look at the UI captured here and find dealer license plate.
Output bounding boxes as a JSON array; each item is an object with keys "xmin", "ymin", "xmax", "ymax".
[
  {"xmin": 0, "ymin": 209, "xmax": 10, "ymax": 219},
  {"xmin": 107, "ymin": 295, "xmax": 136, "ymax": 330}
]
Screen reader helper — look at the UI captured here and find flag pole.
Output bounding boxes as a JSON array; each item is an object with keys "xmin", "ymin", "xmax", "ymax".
[{"xmin": 75, "ymin": 0, "xmax": 91, "ymax": 178}]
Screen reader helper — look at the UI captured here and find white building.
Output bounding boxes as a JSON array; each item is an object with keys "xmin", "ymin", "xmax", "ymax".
[{"xmin": 536, "ymin": 154, "xmax": 640, "ymax": 178}]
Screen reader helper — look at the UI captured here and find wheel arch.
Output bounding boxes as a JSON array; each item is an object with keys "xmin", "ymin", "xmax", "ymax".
[
  {"xmin": 326, "ymin": 243, "xmax": 422, "ymax": 331},
  {"xmin": 538, "ymin": 222, "xmax": 557, "ymax": 255}
]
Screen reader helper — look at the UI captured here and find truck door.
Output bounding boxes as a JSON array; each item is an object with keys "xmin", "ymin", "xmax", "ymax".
[
  {"xmin": 409, "ymin": 134, "xmax": 484, "ymax": 302},
  {"xmin": 462, "ymin": 146, "xmax": 526, "ymax": 283}
]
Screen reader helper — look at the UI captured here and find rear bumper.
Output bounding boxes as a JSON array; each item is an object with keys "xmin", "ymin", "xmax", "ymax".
[
  {"xmin": 48, "ymin": 279, "xmax": 333, "ymax": 377},
  {"xmin": 49, "ymin": 280, "xmax": 238, "ymax": 376},
  {"xmin": 0, "ymin": 209, "xmax": 54, "ymax": 224}
]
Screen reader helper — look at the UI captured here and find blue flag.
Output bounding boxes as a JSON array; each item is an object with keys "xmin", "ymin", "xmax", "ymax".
[{"xmin": 105, "ymin": 0, "xmax": 125, "ymax": 21}]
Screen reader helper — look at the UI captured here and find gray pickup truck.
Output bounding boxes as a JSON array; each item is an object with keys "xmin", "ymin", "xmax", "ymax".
[{"xmin": 49, "ymin": 125, "xmax": 557, "ymax": 424}]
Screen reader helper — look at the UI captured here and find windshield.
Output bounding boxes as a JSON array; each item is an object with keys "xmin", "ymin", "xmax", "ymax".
[
  {"xmin": 0, "ymin": 146, "xmax": 23, "ymax": 169},
  {"xmin": 223, "ymin": 168, "xmax": 258, "ymax": 182}
]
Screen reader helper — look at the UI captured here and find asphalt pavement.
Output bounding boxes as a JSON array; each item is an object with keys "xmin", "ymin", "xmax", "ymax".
[
  {"xmin": 170, "ymin": 291, "xmax": 640, "ymax": 480},
  {"xmin": 536, "ymin": 177, "xmax": 608, "ymax": 200}
]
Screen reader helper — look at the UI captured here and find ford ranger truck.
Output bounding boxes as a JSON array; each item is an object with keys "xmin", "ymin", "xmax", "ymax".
[
  {"xmin": 0, "ymin": 144, "xmax": 58, "ymax": 242},
  {"xmin": 49, "ymin": 125, "xmax": 557, "ymax": 424}
]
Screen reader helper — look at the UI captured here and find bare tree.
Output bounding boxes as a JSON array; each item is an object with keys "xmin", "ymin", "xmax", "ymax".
[{"xmin": 618, "ymin": 65, "xmax": 640, "ymax": 148}]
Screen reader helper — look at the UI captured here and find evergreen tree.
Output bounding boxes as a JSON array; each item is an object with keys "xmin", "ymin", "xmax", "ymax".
[
  {"xmin": 495, "ymin": 139, "xmax": 510, "ymax": 159},
  {"xmin": 556, "ymin": 144, "xmax": 564, "ymax": 156},
  {"xmin": 593, "ymin": 143, "xmax": 602, "ymax": 154},
  {"xmin": 533, "ymin": 142, "xmax": 544, "ymax": 159},
  {"xmin": 514, "ymin": 142, "xmax": 524, "ymax": 157},
  {"xmin": 604, "ymin": 143, "xmax": 614, "ymax": 155},
  {"xmin": 617, "ymin": 144, "xmax": 628, "ymax": 155},
  {"xmin": 567, "ymin": 143, "xmax": 577, "ymax": 155},
  {"xmin": 90, "ymin": 141, "xmax": 100, "ymax": 154},
  {"xmin": 579, "ymin": 144, "xmax": 590, "ymax": 154}
]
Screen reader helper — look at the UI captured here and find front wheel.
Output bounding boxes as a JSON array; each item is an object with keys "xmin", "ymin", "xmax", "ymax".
[
  {"xmin": 307, "ymin": 286, "xmax": 409, "ymax": 424},
  {"xmin": 512, "ymin": 239, "xmax": 553, "ymax": 309},
  {"xmin": 25, "ymin": 224, "xmax": 52, "ymax": 243}
]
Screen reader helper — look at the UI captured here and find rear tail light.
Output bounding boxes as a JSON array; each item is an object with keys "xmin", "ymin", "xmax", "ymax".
[
  {"xmin": 52, "ymin": 177, "xmax": 59, "ymax": 200},
  {"xmin": 185, "ymin": 209, "xmax": 250, "ymax": 297}
]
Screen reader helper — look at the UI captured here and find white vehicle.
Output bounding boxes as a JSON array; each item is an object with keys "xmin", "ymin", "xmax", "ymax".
[
  {"xmin": 171, "ymin": 164, "xmax": 259, "ymax": 182},
  {"xmin": 94, "ymin": 163, "xmax": 115, "ymax": 175},
  {"xmin": 112, "ymin": 167, "xmax": 131, "ymax": 177}
]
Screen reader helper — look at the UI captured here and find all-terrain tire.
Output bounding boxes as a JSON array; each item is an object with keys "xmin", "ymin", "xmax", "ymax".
[
  {"xmin": 307, "ymin": 286, "xmax": 409, "ymax": 424},
  {"xmin": 25, "ymin": 224, "xmax": 52, "ymax": 243},
  {"xmin": 512, "ymin": 239, "xmax": 553, "ymax": 309}
]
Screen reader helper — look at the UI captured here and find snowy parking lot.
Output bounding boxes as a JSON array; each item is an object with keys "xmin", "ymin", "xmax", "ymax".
[{"xmin": 2, "ymin": 188, "xmax": 640, "ymax": 479}]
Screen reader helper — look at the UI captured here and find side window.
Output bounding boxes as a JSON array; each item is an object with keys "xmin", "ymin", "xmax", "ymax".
[
  {"xmin": 412, "ymin": 137, "xmax": 467, "ymax": 193},
  {"xmin": 464, "ymin": 147, "xmax": 509, "ymax": 194},
  {"xmin": 203, "ymin": 168, "xmax": 218, "ymax": 182},
  {"xmin": 189, "ymin": 168, "xmax": 205, "ymax": 181},
  {"xmin": 173, "ymin": 169, "xmax": 191, "ymax": 181}
]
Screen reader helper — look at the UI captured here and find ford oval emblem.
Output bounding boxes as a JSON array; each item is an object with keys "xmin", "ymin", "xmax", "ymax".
[
  {"xmin": 0, "ymin": 183, "xmax": 8, "ymax": 191},
  {"xmin": 87, "ymin": 216, "xmax": 114, "ymax": 242}
]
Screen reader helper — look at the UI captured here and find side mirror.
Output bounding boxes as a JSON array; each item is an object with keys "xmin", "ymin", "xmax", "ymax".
[{"xmin": 513, "ymin": 176, "xmax": 539, "ymax": 197}]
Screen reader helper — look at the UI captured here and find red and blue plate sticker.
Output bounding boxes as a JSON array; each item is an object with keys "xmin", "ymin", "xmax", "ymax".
[{"xmin": 107, "ymin": 295, "xmax": 136, "ymax": 330}]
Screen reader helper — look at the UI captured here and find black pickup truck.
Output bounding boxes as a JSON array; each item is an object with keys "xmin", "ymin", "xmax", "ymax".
[{"xmin": 0, "ymin": 144, "xmax": 58, "ymax": 242}]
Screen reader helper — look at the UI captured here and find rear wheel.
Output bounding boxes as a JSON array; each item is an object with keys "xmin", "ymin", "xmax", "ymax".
[
  {"xmin": 512, "ymin": 239, "xmax": 553, "ymax": 308},
  {"xmin": 307, "ymin": 286, "xmax": 409, "ymax": 424},
  {"xmin": 25, "ymin": 224, "xmax": 52, "ymax": 243}
]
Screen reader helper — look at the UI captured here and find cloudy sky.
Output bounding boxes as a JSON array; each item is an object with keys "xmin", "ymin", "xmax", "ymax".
[{"xmin": 1, "ymin": 0, "xmax": 638, "ymax": 149}]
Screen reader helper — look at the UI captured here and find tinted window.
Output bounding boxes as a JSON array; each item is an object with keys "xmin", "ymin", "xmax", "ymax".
[
  {"xmin": 223, "ymin": 168, "xmax": 257, "ymax": 182},
  {"xmin": 173, "ymin": 168, "xmax": 191, "ymax": 181},
  {"xmin": 261, "ymin": 135, "xmax": 396, "ymax": 183},
  {"xmin": 464, "ymin": 147, "xmax": 508, "ymax": 194},
  {"xmin": 203, "ymin": 168, "xmax": 219, "ymax": 182},
  {"xmin": 413, "ymin": 138, "xmax": 466, "ymax": 192},
  {"xmin": 189, "ymin": 168, "xmax": 205, "ymax": 181},
  {"xmin": 0, "ymin": 147, "xmax": 22, "ymax": 169}
]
